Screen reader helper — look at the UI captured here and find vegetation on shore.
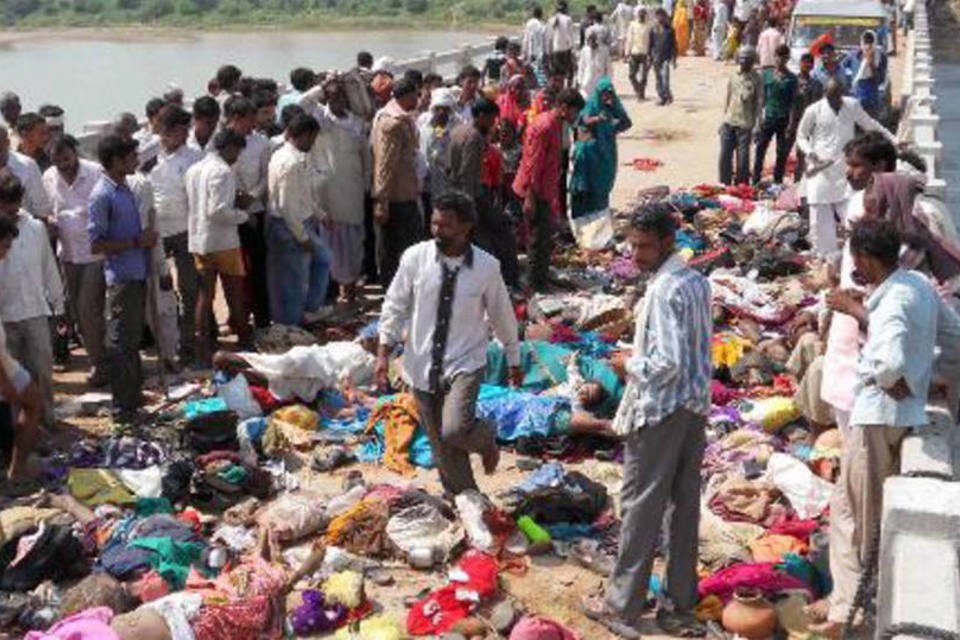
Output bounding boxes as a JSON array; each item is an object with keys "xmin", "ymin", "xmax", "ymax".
[{"xmin": 0, "ymin": 0, "xmax": 591, "ymax": 29}]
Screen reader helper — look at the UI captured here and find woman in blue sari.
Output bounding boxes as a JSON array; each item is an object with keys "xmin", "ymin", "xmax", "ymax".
[{"xmin": 569, "ymin": 77, "xmax": 632, "ymax": 244}]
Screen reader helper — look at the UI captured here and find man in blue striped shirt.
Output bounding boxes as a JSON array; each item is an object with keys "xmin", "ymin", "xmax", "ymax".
[{"xmin": 585, "ymin": 208, "xmax": 712, "ymax": 639}]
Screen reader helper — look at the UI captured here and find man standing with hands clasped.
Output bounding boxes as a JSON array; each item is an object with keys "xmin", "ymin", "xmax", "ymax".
[
  {"xmin": 584, "ymin": 207, "xmax": 712, "ymax": 639},
  {"xmin": 376, "ymin": 191, "xmax": 521, "ymax": 497}
]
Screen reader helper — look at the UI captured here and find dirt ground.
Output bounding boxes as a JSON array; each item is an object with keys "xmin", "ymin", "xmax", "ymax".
[{"xmin": 47, "ymin": 51, "xmax": 903, "ymax": 638}]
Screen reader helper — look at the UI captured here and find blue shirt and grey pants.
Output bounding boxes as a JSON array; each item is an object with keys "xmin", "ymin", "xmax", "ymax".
[
  {"xmin": 607, "ymin": 263, "xmax": 713, "ymax": 622},
  {"xmin": 88, "ymin": 176, "xmax": 148, "ymax": 414}
]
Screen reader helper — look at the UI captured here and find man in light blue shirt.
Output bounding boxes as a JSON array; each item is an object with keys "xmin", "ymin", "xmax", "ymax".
[{"xmin": 814, "ymin": 218, "xmax": 957, "ymax": 635}]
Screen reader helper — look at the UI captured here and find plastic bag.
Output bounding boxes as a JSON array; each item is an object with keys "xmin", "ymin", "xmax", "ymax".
[
  {"xmin": 257, "ymin": 492, "xmax": 328, "ymax": 541},
  {"xmin": 455, "ymin": 490, "xmax": 496, "ymax": 553},
  {"xmin": 742, "ymin": 397, "xmax": 801, "ymax": 433},
  {"xmin": 764, "ymin": 452, "xmax": 833, "ymax": 519},
  {"xmin": 386, "ymin": 503, "xmax": 465, "ymax": 563},
  {"xmin": 218, "ymin": 375, "xmax": 263, "ymax": 420}
]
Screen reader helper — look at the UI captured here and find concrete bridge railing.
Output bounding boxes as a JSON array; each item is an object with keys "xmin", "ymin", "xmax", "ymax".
[{"xmin": 877, "ymin": 4, "xmax": 960, "ymax": 635}]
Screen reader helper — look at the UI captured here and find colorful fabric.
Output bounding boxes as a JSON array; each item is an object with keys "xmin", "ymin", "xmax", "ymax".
[
  {"xmin": 512, "ymin": 110, "xmax": 564, "ymax": 215},
  {"xmin": 363, "ymin": 393, "xmax": 422, "ymax": 475},
  {"xmin": 698, "ymin": 562, "xmax": 814, "ymax": 603},
  {"xmin": 24, "ymin": 607, "xmax": 119, "ymax": 640},
  {"xmin": 407, "ymin": 550, "xmax": 499, "ymax": 635}
]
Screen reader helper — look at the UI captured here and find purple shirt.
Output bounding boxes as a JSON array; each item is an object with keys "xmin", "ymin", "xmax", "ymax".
[{"xmin": 88, "ymin": 175, "xmax": 147, "ymax": 285}]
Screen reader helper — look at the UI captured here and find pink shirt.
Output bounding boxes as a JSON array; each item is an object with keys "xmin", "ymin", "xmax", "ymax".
[{"xmin": 757, "ymin": 27, "xmax": 784, "ymax": 68}]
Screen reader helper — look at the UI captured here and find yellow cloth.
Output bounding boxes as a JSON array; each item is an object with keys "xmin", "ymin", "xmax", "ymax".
[
  {"xmin": 270, "ymin": 404, "xmax": 318, "ymax": 430},
  {"xmin": 67, "ymin": 468, "xmax": 136, "ymax": 506},
  {"xmin": 673, "ymin": 1, "xmax": 690, "ymax": 55},
  {"xmin": 333, "ymin": 615, "xmax": 406, "ymax": 639},
  {"xmin": 365, "ymin": 393, "xmax": 420, "ymax": 475},
  {"xmin": 749, "ymin": 533, "xmax": 810, "ymax": 563},
  {"xmin": 712, "ymin": 332, "xmax": 750, "ymax": 368},
  {"xmin": 0, "ymin": 506, "xmax": 63, "ymax": 544},
  {"xmin": 323, "ymin": 570, "xmax": 365, "ymax": 609},
  {"xmin": 743, "ymin": 396, "xmax": 801, "ymax": 433}
]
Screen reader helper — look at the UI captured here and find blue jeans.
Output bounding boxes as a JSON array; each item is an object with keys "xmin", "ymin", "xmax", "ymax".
[
  {"xmin": 266, "ymin": 216, "xmax": 331, "ymax": 326},
  {"xmin": 654, "ymin": 61, "xmax": 672, "ymax": 103}
]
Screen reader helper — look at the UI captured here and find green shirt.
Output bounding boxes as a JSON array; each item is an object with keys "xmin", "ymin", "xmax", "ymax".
[{"xmin": 762, "ymin": 68, "xmax": 798, "ymax": 122}]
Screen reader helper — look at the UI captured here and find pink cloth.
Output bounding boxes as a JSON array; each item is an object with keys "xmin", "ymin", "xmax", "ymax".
[
  {"xmin": 509, "ymin": 616, "xmax": 582, "ymax": 639},
  {"xmin": 698, "ymin": 562, "xmax": 813, "ymax": 603},
  {"xmin": 25, "ymin": 607, "xmax": 120, "ymax": 640}
]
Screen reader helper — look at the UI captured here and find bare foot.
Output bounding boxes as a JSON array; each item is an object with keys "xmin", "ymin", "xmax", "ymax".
[
  {"xmin": 804, "ymin": 599, "xmax": 831, "ymax": 623},
  {"xmin": 808, "ymin": 620, "xmax": 843, "ymax": 639}
]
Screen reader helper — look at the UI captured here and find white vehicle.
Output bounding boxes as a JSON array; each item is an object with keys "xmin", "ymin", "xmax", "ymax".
[{"xmin": 787, "ymin": 0, "xmax": 892, "ymax": 70}]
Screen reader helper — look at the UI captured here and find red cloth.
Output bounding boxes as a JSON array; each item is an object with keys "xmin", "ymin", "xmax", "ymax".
[
  {"xmin": 249, "ymin": 384, "xmax": 284, "ymax": 412},
  {"xmin": 407, "ymin": 551, "xmax": 499, "ymax": 635},
  {"xmin": 698, "ymin": 562, "xmax": 813, "ymax": 603},
  {"xmin": 496, "ymin": 81, "xmax": 529, "ymax": 133},
  {"xmin": 190, "ymin": 595, "xmax": 278, "ymax": 640},
  {"xmin": 482, "ymin": 144, "xmax": 504, "ymax": 189},
  {"xmin": 768, "ymin": 518, "xmax": 821, "ymax": 542},
  {"xmin": 512, "ymin": 110, "xmax": 563, "ymax": 216}
]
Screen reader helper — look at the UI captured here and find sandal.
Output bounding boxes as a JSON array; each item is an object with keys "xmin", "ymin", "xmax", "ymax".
[
  {"xmin": 581, "ymin": 595, "xmax": 642, "ymax": 639},
  {"xmin": 656, "ymin": 609, "xmax": 707, "ymax": 638}
]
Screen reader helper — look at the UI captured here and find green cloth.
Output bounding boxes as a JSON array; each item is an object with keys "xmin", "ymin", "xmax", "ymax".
[
  {"xmin": 217, "ymin": 465, "xmax": 248, "ymax": 484},
  {"xmin": 762, "ymin": 68, "xmax": 798, "ymax": 122},
  {"xmin": 135, "ymin": 497, "xmax": 174, "ymax": 516},
  {"xmin": 67, "ymin": 468, "xmax": 136, "ymax": 507},
  {"xmin": 570, "ymin": 77, "xmax": 632, "ymax": 218},
  {"xmin": 485, "ymin": 340, "xmax": 623, "ymax": 418},
  {"xmin": 129, "ymin": 536, "xmax": 204, "ymax": 590}
]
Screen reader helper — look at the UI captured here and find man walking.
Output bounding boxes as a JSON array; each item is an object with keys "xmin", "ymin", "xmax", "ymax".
[
  {"xmin": 547, "ymin": 1, "xmax": 577, "ymax": 85},
  {"xmin": 513, "ymin": 89, "xmax": 585, "ymax": 292},
  {"xmin": 376, "ymin": 191, "xmax": 521, "ymax": 497},
  {"xmin": 719, "ymin": 45, "xmax": 763, "ymax": 185},
  {"xmin": 43, "ymin": 135, "xmax": 108, "ymax": 387},
  {"xmin": 149, "ymin": 105, "xmax": 203, "ymax": 366},
  {"xmin": 584, "ymin": 207, "xmax": 712, "ymax": 639},
  {"xmin": 88, "ymin": 134, "xmax": 153, "ymax": 422},
  {"xmin": 266, "ymin": 113, "xmax": 331, "ymax": 327},
  {"xmin": 650, "ymin": 8, "xmax": 677, "ymax": 106},
  {"xmin": 447, "ymin": 99, "xmax": 520, "ymax": 288},
  {"xmin": 753, "ymin": 44, "xmax": 796, "ymax": 184},
  {"xmin": 371, "ymin": 78, "xmax": 423, "ymax": 287},
  {"xmin": 522, "ymin": 6, "xmax": 548, "ymax": 71},
  {"xmin": 796, "ymin": 78, "xmax": 895, "ymax": 256},
  {"xmin": 625, "ymin": 8, "xmax": 654, "ymax": 100}
]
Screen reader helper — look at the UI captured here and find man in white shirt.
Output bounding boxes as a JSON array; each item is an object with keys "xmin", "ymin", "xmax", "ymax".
[
  {"xmin": 134, "ymin": 97, "xmax": 165, "ymax": 171},
  {"xmin": 796, "ymin": 79, "xmax": 896, "ymax": 257},
  {"xmin": 0, "ymin": 126, "xmax": 52, "ymax": 220},
  {"xmin": 185, "ymin": 129, "xmax": 253, "ymax": 366},
  {"xmin": 756, "ymin": 17, "xmax": 784, "ymax": 68},
  {"xmin": 376, "ymin": 191, "xmax": 521, "ymax": 496},
  {"xmin": 43, "ymin": 135, "xmax": 108, "ymax": 388},
  {"xmin": 547, "ymin": 0, "xmax": 578, "ymax": 84},
  {"xmin": 267, "ymin": 113, "xmax": 332, "ymax": 328},
  {"xmin": 187, "ymin": 96, "xmax": 221, "ymax": 155},
  {"xmin": 149, "ymin": 105, "xmax": 204, "ymax": 366},
  {"xmin": 224, "ymin": 95, "xmax": 272, "ymax": 329},
  {"xmin": 814, "ymin": 218, "xmax": 956, "ymax": 636},
  {"xmin": 0, "ymin": 214, "xmax": 42, "ymax": 492},
  {"xmin": 610, "ymin": 0, "xmax": 636, "ymax": 55},
  {"xmin": 522, "ymin": 6, "xmax": 548, "ymax": 70},
  {"xmin": 625, "ymin": 8, "xmax": 655, "ymax": 100},
  {"xmin": 578, "ymin": 26, "xmax": 613, "ymax": 98},
  {"xmin": 0, "ymin": 173, "xmax": 65, "ymax": 428}
]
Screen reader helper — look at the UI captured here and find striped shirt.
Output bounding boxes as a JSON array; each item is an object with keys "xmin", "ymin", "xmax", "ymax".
[{"xmin": 626, "ymin": 265, "xmax": 712, "ymax": 427}]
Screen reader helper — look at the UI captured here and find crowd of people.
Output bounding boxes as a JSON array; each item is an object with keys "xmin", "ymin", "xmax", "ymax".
[{"xmin": 0, "ymin": 0, "xmax": 956, "ymax": 637}]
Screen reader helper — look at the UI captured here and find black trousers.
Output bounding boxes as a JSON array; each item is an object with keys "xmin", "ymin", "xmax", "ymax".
[
  {"xmin": 474, "ymin": 192, "xmax": 520, "ymax": 288},
  {"xmin": 628, "ymin": 54, "xmax": 650, "ymax": 99},
  {"xmin": 238, "ymin": 212, "xmax": 270, "ymax": 329},
  {"xmin": 718, "ymin": 123, "xmax": 752, "ymax": 186},
  {"xmin": 530, "ymin": 198, "xmax": 554, "ymax": 292},
  {"xmin": 753, "ymin": 117, "xmax": 791, "ymax": 184},
  {"xmin": 106, "ymin": 280, "xmax": 146, "ymax": 413},
  {"xmin": 380, "ymin": 201, "xmax": 424, "ymax": 288}
]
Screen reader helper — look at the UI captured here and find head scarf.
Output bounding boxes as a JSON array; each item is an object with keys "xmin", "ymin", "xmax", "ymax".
[
  {"xmin": 570, "ymin": 77, "xmax": 628, "ymax": 217},
  {"xmin": 871, "ymin": 172, "xmax": 960, "ymax": 281},
  {"xmin": 582, "ymin": 76, "xmax": 626, "ymax": 122},
  {"xmin": 429, "ymin": 87, "xmax": 457, "ymax": 111}
]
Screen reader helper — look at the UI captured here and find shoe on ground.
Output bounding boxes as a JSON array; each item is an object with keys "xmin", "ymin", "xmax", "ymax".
[{"xmin": 303, "ymin": 306, "xmax": 335, "ymax": 324}]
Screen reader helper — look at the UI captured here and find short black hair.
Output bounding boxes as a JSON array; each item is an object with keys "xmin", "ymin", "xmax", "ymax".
[
  {"xmin": 287, "ymin": 112, "xmax": 320, "ymax": 137},
  {"xmin": 472, "ymin": 97, "xmax": 500, "ymax": 119},
  {"xmin": 800, "ymin": 52, "xmax": 815, "ymax": 63},
  {"xmin": 253, "ymin": 78, "xmax": 278, "ymax": 94},
  {"xmin": 97, "ymin": 134, "xmax": 139, "ymax": 169},
  {"xmin": 38, "ymin": 104, "xmax": 64, "ymax": 118},
  {"xmin": 533, "ymin": 5, "xmax": 543, "ymax": 18},
  {"xmin": 279, "ymin": 104, "xmax": 306, "ymax": 129},
  {"xmin": 193, "ymin": 95, "xmax": 221, "ymax": 121},
  {"xmin": 556, "ymin": 88, "xmax": 586, "ymax": 110},
  {"xmin": 423, "ymin": 72, "xmax": 444, "ymax": 87},
  {"xmin": 433, "ymin": 190, "xmax": 477, "ymax": 226},
  {"xmin": 252, "ymin": 91, "xmax": 278, "ymax": 109},
  {"xmin": 216, "ymin": 64, "xmax": 243, "ymax": 91},
  {"xmin": 775, "ymin": 43, "xmax": 790, "ymax": 57},
  {"xmin": 0, "ymin": 173, "xmax": 24, "ymax": 205},
  {"xmin": 820, "ymin": 43, "xmax": 836, "ymax": 54},
  {"xmin": 630, "ymin": 206, "xmax": 678, "ymax": 238},
  {"xmin": 213, "ymin": 128, "xmax": 247, "ymax": 153},
  {"xmin": 50, "ymin": 134, "xmax": 79, "ymax": 156},
  {"xmin": 458, "ymin": 65, "xmax": 482, "ymax": 82},
  {"xmin": 158, "ymin": 105, "xmax": 192, "ymax": 132},
  {"xmin": 862, "ymin": 31, "xmax": 876, "ymax": 44},
  {"xmin": 224, "ymin": 95, "xmax": 256, "ymax": 120},
  {"xmin": 357, "ymin": 51, "xmax": 374, "ymax": 68},
  {"xmin": 845, "ymin": 131, "xmax": 897, "ymax": 171},
  {"xmin": 290, "ymin": 67, "xmax": 317, "ymax": 92},
  {"xmin": 495, "ymin": 36, "xmax": 510, "ymax": 51},
  {"xmin": 393, "ymin": 78, "xmax": 418, "ymax": 99},
  {"xmin": 850, "ymin": 218, "xmax": 901, "ymax": 267},
  {"xmin": 236, "ymin": 76, "xmax": 256, "ymax": 98},
  {"xmin": 145, "ymin": 97, "xmax": 167, "ymax": 119},
  {"xmin": 15, "ymin": 112, "xmax": 44, "ymax": 135},
  {"xmin": 403, "ymin": 68, "xmax": 424, "ymax": 89},
  {"xmin": 0, "ymin": 212, "xmax": 20, "ymax": 241}
]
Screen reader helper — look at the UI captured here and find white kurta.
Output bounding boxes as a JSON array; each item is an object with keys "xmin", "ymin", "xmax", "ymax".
[
  {"xmin": 577, "ymin": 44, "xmax": 612, "ymax": 98},
  {"xmin": 795, "ymin": 97, "xmax": 897, "ymax": 205}
]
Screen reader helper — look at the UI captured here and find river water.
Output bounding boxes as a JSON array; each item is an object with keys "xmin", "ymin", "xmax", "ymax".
[{"xmin": 0, "ymin": 29, "xmax": 493, "ymax": 131}]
